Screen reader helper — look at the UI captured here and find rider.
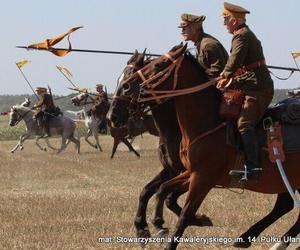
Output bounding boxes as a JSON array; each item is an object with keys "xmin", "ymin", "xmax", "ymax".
[
  {"xmin": 90, "ymin": 84, "xmax": 109, "ymax": 134},
  {"xmin": 33, "ymin": 86, "xmax": 60, "ymax": 137},
  {"xmin": 217, "ymin": 2, "xmax": 274, "ymax": 181},
  {"xmin": 178, "ymin": 13, "xmax": 228, "ymax": 79}
]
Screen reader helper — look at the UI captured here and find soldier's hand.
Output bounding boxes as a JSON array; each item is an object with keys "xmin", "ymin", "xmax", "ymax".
[{"xmin": 216, "ymin": 78, "xmax": 232, "ymax": 90}]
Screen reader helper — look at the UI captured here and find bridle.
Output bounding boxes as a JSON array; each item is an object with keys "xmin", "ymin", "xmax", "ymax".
[
  {"xmin": 10, "ymin": 108, "xmax": 32, "ymax": 125},
  {"xmin": 113, "ymin": 48, "xmax": 219, "ymax": 110},
  {"xmin": 74, "ymin": 93, "xmax": 95, "ymax": 106}
]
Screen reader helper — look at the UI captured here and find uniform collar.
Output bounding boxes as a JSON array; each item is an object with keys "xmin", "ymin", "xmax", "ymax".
[
  {"xmin": 194, "ymin": 32, "xmax": 209, "ymax": 47},
  {"xmin": 233, "ymin": 23, "xmax": 247, "ymax": 35}
]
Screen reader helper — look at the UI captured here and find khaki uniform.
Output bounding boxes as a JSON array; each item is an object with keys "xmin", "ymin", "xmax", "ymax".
[
  {"xmin": 222, "ymin": 24, "xmax": 274, "ymax": 133},
  {"xmin": 195, "ymin": 33, "xmax": 228, "ymax": 79}
]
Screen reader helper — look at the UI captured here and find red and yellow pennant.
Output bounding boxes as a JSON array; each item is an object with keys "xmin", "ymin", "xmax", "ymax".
[{"xmin": 28, "ymin": 26, "xmax": 83, "ymax": 57}]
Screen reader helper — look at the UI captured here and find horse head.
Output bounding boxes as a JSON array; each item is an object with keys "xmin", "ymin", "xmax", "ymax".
[
  {"xmin": 109, "ymin": 43, "xmax": 188, "ymax": 128},
  {"xmin": 71, "ymin": 92, "xmax": 92, "ymax": 106},
  {"xmin": 9, "ymin": 105, "xmax": 31, "ymax": 126},
  {"xmin": 108, "ymin": 48, "xmax": 150, "ymax": 127},
  {"xmin": 287, "ymin": 88, "xmax": 300, "ymax": 98}
]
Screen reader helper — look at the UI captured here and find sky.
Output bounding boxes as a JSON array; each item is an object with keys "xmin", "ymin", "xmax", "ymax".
[{"xmin": 1, "ymin": 0, "xmax": 300, "ymax": 95}]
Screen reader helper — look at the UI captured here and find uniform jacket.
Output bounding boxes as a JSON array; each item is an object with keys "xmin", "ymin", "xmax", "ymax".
[
  {"xmin": 195, "ymin": 33, "xmax": 229, "ymax": 79},
  {"xmin": 222, "ymin": 24, "xmax": 274, "ymax": 91}
]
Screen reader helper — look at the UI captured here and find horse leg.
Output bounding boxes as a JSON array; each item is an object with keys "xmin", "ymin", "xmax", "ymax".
[
  {"xmin": 85, "ymin": 129, "xmax": 98, "ymax": 149},
  {"xmin": 166, "ymin": 171, "xmax": 214, "ymax": 250},
  {"xmin": 93, "ymin": 128, "xmax": 103, "ymax": 152},
  {"xmin": 110, "ymin": 138, "xmax": 120, "ymax": 159},
  {"xmin": 68, "ymin": 135, "xmax": 80, "ymax": 154},
  {"xmin": 44, "ymin": 137, "xmax": 58, "ymax": 150},
  {"xmin": 57, "ymin": 137, "xmax": 67, "ymax": 154},
  {"xmin": 121, "ymin": 138, "xmax": 140, "ymax": 158},
  {"xmin": 152, "ymin": 171, "xmax": 190, "ymax": 232},
  {"xmin": 135, "ymin": 168, "xmax": 170, "ymax": 239},
  {"xmin": 269, "ymin": 190, "xmax": 300, "ymax": 250},
  {"xmin": 153, "ymin": 171, "xmax": 212, "ymax": 237},
  {"xmin": 11, "ymin": 133, "xmax": 30, "ymax": 153},
  {"xmin": 35, "ymin": 136, "xmax": 47, "ymax": 151},
  {"xmin": 234, "ymin": 192, "xmax": 294, "ymax": 249}
]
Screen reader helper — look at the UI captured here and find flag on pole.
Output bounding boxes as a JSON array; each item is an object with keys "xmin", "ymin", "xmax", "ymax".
[
  {"xmin": 16, "ymin": 59, "xmax": 30, "ymax": 69},
  {"xmin": 27, "ymin": 26, "xmax": 83, "ymax": 57},
  {"xmin": 56, "ymin": 66, "xmax": 73, "ymax": 78},
  {"xmin": 292, "ymin": 52, "xmax": 300, "ymax": 59}
]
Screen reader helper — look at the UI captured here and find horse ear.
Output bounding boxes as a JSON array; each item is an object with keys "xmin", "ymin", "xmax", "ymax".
[
  {"xmin": 134, "ymin": 49, "xmax": 139, "ymax": 55},
  {"xmin": 142, "ymin": 48, "xmax": 147, "ymax": 57}
]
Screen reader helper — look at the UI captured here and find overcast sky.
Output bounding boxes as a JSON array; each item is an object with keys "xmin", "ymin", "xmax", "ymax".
[{"xmin": 1, "ymin": 0, "xmax": 300, "ymax": 95}]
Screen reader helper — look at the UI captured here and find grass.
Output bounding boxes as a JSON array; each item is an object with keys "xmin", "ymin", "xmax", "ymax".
[{"xmin": 0, "ymin": 135, "xmax": 299, "ymax": 249}]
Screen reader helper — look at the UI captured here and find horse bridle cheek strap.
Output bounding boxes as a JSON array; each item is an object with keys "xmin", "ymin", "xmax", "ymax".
[{"xmin": 137, "ymin": 53, "xmax": 184, "ymax": 104}]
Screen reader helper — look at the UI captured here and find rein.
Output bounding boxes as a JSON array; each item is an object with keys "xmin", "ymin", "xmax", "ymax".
[
  {"xmin": 12, "ymin": 108, "xmax": 32, "ymax": 125},
  {"xmin": 134, "ymin": 52, "xmax": 220, "ymax": 103}
]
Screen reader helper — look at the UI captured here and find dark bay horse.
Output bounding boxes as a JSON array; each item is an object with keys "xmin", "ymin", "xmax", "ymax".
[
  {"xmin": 109, "ymin": 43, "xmax": 300, "ymax": 250},
  {"xmin": 109, "ymin": 50, "xmax": 213, "ymax": 238}
]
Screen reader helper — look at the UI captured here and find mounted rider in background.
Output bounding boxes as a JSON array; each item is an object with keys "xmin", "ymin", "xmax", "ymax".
[{"xmin": 33, "ymin": 86, "xmax": 61, "ymax": 137}]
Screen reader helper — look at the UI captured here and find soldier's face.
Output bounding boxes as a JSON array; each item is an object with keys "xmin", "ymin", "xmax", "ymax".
[
  {"xmin": 181, "ymin": 23, "xmax": 199, "ymax": 42},
  {"xmin": 223, "ymin": 15, "xmax": 235, "ymax": 34}
]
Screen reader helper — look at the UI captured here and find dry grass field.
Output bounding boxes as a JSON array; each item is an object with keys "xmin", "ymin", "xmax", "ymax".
[{"xmin": 0, "ymin": 134, "xmax": 300, "ymax": 250}]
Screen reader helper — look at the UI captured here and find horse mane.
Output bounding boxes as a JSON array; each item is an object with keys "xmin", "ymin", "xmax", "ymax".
[
  {"xmin": 12, "ymin": 105, "xmax": 31, "ymax": 112},
  {"xmin": 184, "ymin": 51, "xmax": 207, "ymax": 79}
]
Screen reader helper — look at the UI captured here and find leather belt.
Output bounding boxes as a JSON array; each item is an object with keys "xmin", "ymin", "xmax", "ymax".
[{"xmin": 234, "ymin": 59, "xmax": 266, "ymax": 76}]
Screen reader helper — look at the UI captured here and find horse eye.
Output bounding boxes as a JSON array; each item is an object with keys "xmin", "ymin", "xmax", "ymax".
[{"xmin": 123, "ymin": 83, "xmax": 130, "ymax": 91}]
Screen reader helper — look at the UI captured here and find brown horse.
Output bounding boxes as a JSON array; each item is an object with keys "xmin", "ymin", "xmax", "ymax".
[
  {"xmin": 93, "ymin": 97, "xmax": 159, "ymax": 159},
  {"xmin": 109, "ymin": 43, "xmax": 300, "ymax": 250},
  {"xmin": 109, "ymin": 50, "xmax": 213, "ymax": 239}
]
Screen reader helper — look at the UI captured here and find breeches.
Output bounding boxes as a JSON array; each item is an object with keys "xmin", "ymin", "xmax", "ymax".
[{"xmin": 237, "ymin": 90, "xmax": 273, "ymax": 134}]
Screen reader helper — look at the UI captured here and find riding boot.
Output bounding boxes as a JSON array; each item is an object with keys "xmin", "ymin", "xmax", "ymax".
[{"xmin": 229, "ymin": 129, "xmax": 262, "ymax": 181}]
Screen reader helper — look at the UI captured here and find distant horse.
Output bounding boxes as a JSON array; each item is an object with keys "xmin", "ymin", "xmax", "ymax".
[
  {"xmin": 287, "ymin": 88, "xmax": 300, "ymax": 98},
  {"xmin": 9, "ymin": 105, "xmax": 80, "ymax": 154},
  {"xmin": 72, "ymin": 91, "xmax": 158, "ymax": 158},
  {"xmin": 109, "ymin": 43, "xmax": 300, "ymax": 250},
  {"xmin": 108, "ymin": 49, "xmax": 206, "ymax": 239}
]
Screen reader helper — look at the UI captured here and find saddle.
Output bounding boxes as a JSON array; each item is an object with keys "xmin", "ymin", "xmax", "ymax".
[{"xmin": 227, "ymin": 98, "xmax": 300, "ymax": 153}]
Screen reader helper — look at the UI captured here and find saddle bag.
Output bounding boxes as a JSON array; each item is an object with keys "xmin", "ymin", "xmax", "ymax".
[{"xmin": 219, "ymin": 89, "xmax": 245, "ymax": 120}]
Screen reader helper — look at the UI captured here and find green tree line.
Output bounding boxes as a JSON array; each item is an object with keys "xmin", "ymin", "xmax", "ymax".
[{"xmin": 0, "ymin": 89, "xmax": 292, "ymax": 113}]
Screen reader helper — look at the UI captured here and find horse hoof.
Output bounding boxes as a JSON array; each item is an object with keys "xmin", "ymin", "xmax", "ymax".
[
  {"xmin": 20, "ymin": 146, "xmax": 23, "ymax": 150},
  {"xmin": 94, "ymin": 145, "xmax": 98, "ymax": 149},
  {"xmin": 10, "ymin": 150, "xmax": 14, "ymax": 154},
  {"xmin": 191, "ymin": 214, "xmax": 213, "ymax": 226},
  {"xmin": 156, "ymin": 228, "xmax": 169, "ymax": 238},
  {"xmin": 43, "ymin": 148, "xmax": 47, "ymax": 152},
  {"xmin": 233, "ymin": 241, "xmax": 251, "ymax": 248},
  {"xmin": 136, "ymin": 228, "xmax": 151, "ymax": 239}
]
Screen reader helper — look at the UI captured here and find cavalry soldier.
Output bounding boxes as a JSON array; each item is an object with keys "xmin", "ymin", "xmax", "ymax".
[
  {"xmin": 33, "ymin": 86, "xmax": 60, "ymax": 137},
  {"xmin": 89, "ymin": 84, "xmax": 109, "ymax": 134},
  {"xmin": 217, "ymin": 2, "xmax": 274, "ymax": 181},
  {"xmin": 178, "ymin": 13, "xmax": 228, "ymax": 78}
]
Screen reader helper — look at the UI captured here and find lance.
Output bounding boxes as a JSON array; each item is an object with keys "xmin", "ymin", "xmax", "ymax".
[
  {"xmin": 15, "ymin": 62, "xmax": 39, "ymax": 101},
  {"xmin": 16, "ymin": 45, "xmax": 300, "ymax": 73},
  {"xmin": 56, "ymin": 66, "xmax": 78, "ymax": 88},
  {"xmin": 68, "ymin": 87, "xmax": 112, "ymax": 100},
  {"xmin": 291, "ymin": 51, "xmax": 300, "ymax": 76},
  {"xmin": 16, "ymin": 46, "xmax": 161, "ymax": 57}
]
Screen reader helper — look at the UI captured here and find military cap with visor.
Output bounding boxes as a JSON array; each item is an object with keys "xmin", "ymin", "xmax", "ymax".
[
  {"xmin": 178, "ymin": 13, "xmax": 206, "ymax": 28},
  {"xmin": 222, "ymin": 2, "xmax": 250, "ymax": 19},
  {"xmin": 35, "ymin": 87, "xmax": 47, "ymax": 93}
]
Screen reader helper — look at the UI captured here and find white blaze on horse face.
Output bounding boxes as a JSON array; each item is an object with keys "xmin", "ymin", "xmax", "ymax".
[{"xmin": 118, "ymin": 72, "xmax": 125, "ymax": 86}]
